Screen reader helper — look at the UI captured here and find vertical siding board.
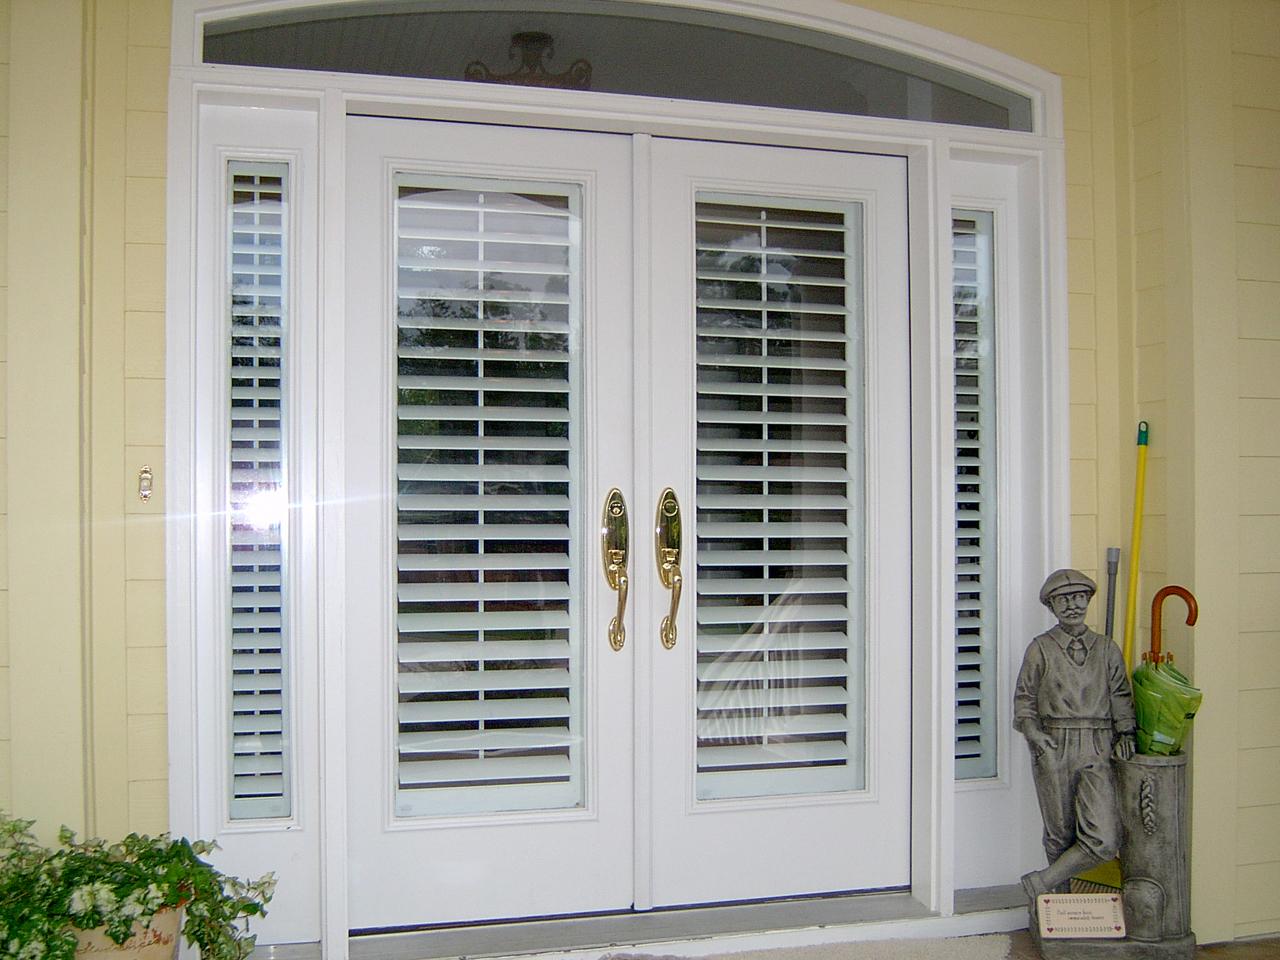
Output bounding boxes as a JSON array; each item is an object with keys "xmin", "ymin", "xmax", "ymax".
[
  {"xmin": 88, "ymin": 0, "xmax": 131, "ymax": 841},
  {"xmin": 8, "ymin": 0, "xmax": 87, "ymax": 837}
]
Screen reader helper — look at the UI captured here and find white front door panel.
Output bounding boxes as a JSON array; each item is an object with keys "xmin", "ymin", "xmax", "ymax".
[
  {"xmin": 345, "ymin": 118, "xmax": 636, "ymax": 929},
  {"xmin": 345, "ymin": 119, "xmax": 909, "ymax": 930},
  {"xmin": 646, "ymin": 139, "xmax": 910, "ymax": 904}
]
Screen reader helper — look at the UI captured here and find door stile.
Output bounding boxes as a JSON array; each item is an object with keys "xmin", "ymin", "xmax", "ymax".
[
  {"xmin": 629, "ymin": 132, "xmax": 656, "ymax": 913},
  {"xmin": 320, "ymin": 89, "xmax": 352, "ymax": 960}
]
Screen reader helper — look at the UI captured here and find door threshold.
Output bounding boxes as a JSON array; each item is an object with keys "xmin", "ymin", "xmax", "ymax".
[{"xmin": 252, "ymin": 886, "xmax": 1028, "ymax": 960}]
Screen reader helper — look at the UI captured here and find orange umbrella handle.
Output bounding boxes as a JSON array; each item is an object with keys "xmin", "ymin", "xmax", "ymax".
[{"xmin": 1149, "ymin": 585, "xmax": 1198, "ymax": 664}]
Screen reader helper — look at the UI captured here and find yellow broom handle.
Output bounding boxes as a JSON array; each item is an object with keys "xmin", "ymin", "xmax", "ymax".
[{"xmin": 1122, "ymin": 421, "xmax": 1150, "ymax": 669}]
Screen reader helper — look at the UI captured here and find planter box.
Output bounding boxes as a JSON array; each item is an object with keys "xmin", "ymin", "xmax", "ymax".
[{"xmin": 75, "ymin": 909, "xmax": 180, "ymax": 960}]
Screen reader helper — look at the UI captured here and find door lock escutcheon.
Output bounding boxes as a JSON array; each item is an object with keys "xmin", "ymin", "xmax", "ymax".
[{"xmin": 601, "ymin": 488, "xmax": 629, "ymax": 651}]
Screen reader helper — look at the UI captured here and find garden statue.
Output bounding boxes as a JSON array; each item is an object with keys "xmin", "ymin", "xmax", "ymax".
[{"xmin": 1015, "ymin": 568, "xmax": 1136, "ymax": 902}]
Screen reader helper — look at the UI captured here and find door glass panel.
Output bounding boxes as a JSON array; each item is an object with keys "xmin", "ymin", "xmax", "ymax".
[
  {"xmin": 952, "ymin": 209, "xmax": 998, "ymax": 780},
  {"xmin": 693, "ymin": 196, "xmax": 865, "ymax": 801},
  {"xmin": 393, "ymin": 176, "xmax": 584, "ymax": 817},
  {"xmin": 228, "ymin": 161, "xmax": 291, "ymax": 820}
]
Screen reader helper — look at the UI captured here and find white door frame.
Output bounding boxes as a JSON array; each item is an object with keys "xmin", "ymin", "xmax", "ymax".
[{"xmin": 166, "ymin": 2, "xmax": 1069, "ymax": 955}]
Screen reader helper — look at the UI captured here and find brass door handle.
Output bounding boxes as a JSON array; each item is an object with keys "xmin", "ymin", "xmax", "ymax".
[
  {"xmin": 655, "ymin": 488, "xmax": 682, "ymax": 649},
  {"xmin": 601, "ymin": 488, "xmax": 629, "ymax": 651}
]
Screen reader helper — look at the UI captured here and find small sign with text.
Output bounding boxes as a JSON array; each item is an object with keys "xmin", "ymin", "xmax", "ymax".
[{"xmin": 1038, "ymin": 893, "xmax": 1126, "ymax": 939}]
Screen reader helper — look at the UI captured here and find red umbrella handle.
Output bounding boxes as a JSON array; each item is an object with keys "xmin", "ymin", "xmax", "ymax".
[{"xmin": 1150, "ymin": 585, "xmax": 1198, "ymax": 664}]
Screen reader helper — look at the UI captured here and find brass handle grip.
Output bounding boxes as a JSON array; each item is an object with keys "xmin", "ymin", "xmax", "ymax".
[
  {"xmin": 660, "ymin": 559, "xmax": 681, "ymax": 649},
  {"xmin": 602, "ymin": 489, "xmax": 629, "ymax": 651},
  {"xmin": 608, "ymin": 559, "xmax": 628, "ymax": 651},
  {"xmin": 655, "ymin": 488, "xmax": 682, "ymax": 649}
]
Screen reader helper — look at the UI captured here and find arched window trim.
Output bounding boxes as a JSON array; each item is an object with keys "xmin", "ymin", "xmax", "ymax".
[{"xmin": 173, "ymin": 0, "xmax": 1062, "ymax": 138}]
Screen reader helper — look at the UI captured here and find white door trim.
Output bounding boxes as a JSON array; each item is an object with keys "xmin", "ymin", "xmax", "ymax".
[{"xmin": 166, "ymin": 5, "xmax": 1070, "ymax": 956}]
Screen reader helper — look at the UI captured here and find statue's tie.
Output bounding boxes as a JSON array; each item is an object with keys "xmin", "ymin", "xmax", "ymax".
[{"xmin": 1067, "ymin": 637, "xmax": 1086, "ymax": 665}]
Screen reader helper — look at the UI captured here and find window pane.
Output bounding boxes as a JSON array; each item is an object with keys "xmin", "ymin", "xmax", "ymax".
[
  {"xmin": 694, "ymin": 195, "xmax": 866, "ymax": 800},
  {"xmin": 228, "ymin": 161, "xmax": 291, "ymax": 819},
  {"xmin": 204, "ymin": 1, "xmax": 1032, "ymax": 132},
  {"xmin": 953, "ymin": 209, "xmax": 997, "ymax": 780},
  {"xmin": 392, "ymin": 176, "xmax": 585, "ymax": 817}
]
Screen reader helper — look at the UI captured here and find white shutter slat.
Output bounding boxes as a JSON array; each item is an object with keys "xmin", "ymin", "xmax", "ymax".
[
  {"xmin": 396, "ymin": 463, "xmax": 569, "ymax": 483},
  {"xmin": 697, "ymin": 630, "xmax": 850, "ymax": 653},
  {"xmin": 397, "ymin": 345, "xmax": 570, "ymax": 363},
  {"xmin": 397, "ymin": 374, "xmax": 569, "ymax": 392},
  {"xmin": 397, "ymin": 582, "xmax": 571, "ymax": 603},
  {"xmin": 697, "ymin": 713, "xmax": 849, "ymax": 739},
  {"xmin": 398, "ymin": 435, "xmax": 570, "ymax": 452},
  {"xmin": 697, "ymin": 656, "xmax": 851, "ymax": 683},
  {"xmin": 953, "ymin": 210, "xmax": 998, "ymax": 780},
  {"xmin": 693, "ymin": 196, "xmax": 863, "ymax": 801},
  {"xmin": 696, "ymin": 685, "xmax": 851, "ymax": 711},
  {"xmin": 696, "ymin": 741, "xmax": 850, "ymax": 768},
  {"xmin": 398, "ymin": 610, "xmax": 571, "ymax": 633},
  {"xmin": 399, "ymin": 755, "xmax": 572, "ymax": 787},
  {"xmin": 399, "ymin": 696, "xmax": 571, "ymax": 725},
  {"xmin": 696, "ymin": 548, "xmax": 849, "ymax": 566},
  {"xmin": 693, "ymin": 352, "xmax": 849, "ymax": 371},
  {"xmin": 398, "ymin": 522, "xmax": 569, "ymax": 541},
  {"xmin": 228, "ymin": 162, "xmax": 291, "ymax": 820},
  {"xmin": 397, "ymin": 404, "xmax": 570, "ymax": 423},
  {"xmin": 398, "ymin": 728, "xmax": 573, "ymax": 753},
  {"xmin": 398, "ymin": 638, "xmax": 568, "ymax": 662},
  {"xmin": 393, "ymin": 179, "xmax": 584, "ymax": 815},
  {"xmin": 398, "ymin": 551, "xmax": 570, "ymax": 572},
  {"xmin": 398, "ymin": 494, "xmax": 569, "ymax": 512},
  {"xmin": 696, "ymin": 577, "xmax": 848, "ymax": 596},
  {"xmin": 398, "ymin": 666, "xmax": 571, "ymax": 695}
]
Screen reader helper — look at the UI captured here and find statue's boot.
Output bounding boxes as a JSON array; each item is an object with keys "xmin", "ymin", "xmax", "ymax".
[{"xmin": 1023, "ymin": 845, "xmax": 1101, "ymax": 900}]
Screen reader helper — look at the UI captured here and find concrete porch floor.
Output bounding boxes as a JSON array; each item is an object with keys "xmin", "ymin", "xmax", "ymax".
[{"xmin": 1007, "ymin": 930, "xmax": 1280, "ymax": 958}]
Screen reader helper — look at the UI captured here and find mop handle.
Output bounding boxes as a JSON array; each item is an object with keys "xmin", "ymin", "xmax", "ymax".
[
  {"xmin": 1149, "ymin": 585, "xmax": 1198, "ymax": 665},
  {"xmin": 1121, "ymin": 421, "xmax": 1150, "ymax": 669}
]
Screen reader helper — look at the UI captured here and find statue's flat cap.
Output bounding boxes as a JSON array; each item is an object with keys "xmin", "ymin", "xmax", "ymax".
[{"xmin": 1039, "ymin": 568, "xmax": 1097, "ymax": 606}]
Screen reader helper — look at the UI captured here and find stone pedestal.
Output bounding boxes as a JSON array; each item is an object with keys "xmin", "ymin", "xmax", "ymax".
[
  {"xmin": 1029, "ymin": 753, "xmax": 1195, "ymax": 960},
  {"xmin": 1117, "ymin": 753, "xmax": 1193, "ymax": 952}
]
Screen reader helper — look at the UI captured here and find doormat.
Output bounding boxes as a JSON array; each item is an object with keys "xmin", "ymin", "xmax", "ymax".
[{"xmin": 603, "ymin": 934, "xmax": 1009, "ymax": 960}]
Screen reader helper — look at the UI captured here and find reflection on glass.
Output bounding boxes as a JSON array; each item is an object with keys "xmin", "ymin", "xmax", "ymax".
[
  {"xmin": 228, "ymin": 161, "xmax": 291, "ymax": 820},
  {"xmin": 694, "ymin": 197, "xmax": 865, "ymax": 801}
]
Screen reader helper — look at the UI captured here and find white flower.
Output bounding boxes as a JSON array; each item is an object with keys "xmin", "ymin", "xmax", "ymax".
[
  {"xmin": 68, "ymin": 885, "xmax": 95, "ymax": 915},
  {"xmin": 17, "ymin": 940, "xmax": 46, "ymax": 960},
  {"xmin": 90, "ymin": 882, "xmax": 118, "ymax": 912},
  {"xmin": 120, "ymin": 892, "xmax": 146, "ymax": 919}
]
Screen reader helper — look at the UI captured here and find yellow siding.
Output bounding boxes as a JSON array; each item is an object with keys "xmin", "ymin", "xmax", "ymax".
[
  {"xmin": 82, "ymin": 0, "xmax": 172, "ymax": 838},
  {"xmin": 121, "ymin": 0, "xmax": 171, "ymax": 834},
  {"xmin": 1233, "ymin": 0, "xmax": 1280, "ymax": 936}
]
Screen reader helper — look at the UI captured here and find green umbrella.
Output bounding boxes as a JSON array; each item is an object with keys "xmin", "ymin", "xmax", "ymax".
[{"xmin": 1132, "ymin": 586, "xmax": 1201, "ymax": 756}]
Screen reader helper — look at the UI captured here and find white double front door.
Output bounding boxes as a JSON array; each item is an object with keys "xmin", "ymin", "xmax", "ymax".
[{"xmin": 344, "ymin": 116, "xmax": 910, "ymax": 931}]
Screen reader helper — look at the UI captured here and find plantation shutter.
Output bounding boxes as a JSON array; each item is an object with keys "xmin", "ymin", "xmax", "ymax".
[
  {"xmin": 228, "ymin": 162, "xmax": 291, "ymax": 819},
  {"xmin": 393, "ymin": 178, "xmax": 584, "ymax": 817},
  {"xmin": 952, "ymin": 210, "xmax": 998, "ymax": 780},
  {"xmin": 693, "ymin": 196, "xmax": 865, "ymax": 801}
]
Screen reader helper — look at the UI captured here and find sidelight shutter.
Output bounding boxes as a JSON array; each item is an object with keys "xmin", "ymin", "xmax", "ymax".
[
  {"xmin": 392, "ymin": 178, "xmax": 584, "ymax": 817},
  {"xmin": 693, "ymin": 197, "xmax": 865, "ymax": 801},
  {"xmin": 952, "ymin": 210, "xmax": 997, "ymax": 780},
  {"xmin": 228, "ymin": 162, "xmax": 291, "ymax": 819}
]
